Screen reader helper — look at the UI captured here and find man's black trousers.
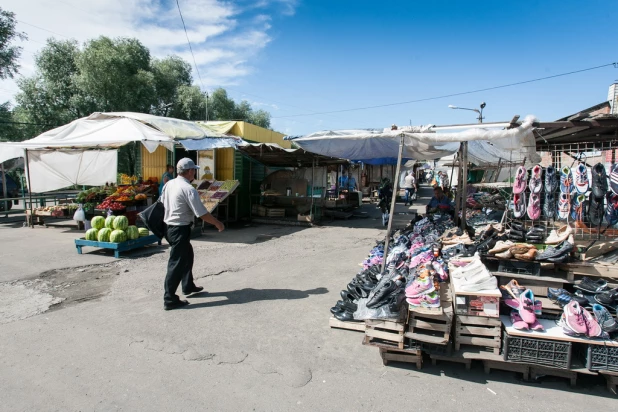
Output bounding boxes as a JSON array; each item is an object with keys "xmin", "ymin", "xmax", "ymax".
[{"xmin": 164, "ymin": 224, "xmax": 196, "ymax": 304}]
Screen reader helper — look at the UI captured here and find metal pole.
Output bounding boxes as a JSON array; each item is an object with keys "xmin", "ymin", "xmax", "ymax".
[
  {"xmin": 311, "ymin": 157, "xmax": 315, "ymax": 219},
  {"xmin": 1, "ymin": 162, "xmax": 7, "ymax": 213},
  {"xmin": 205, "ymin": 92, "xmax": 209, "ymax": 121},
  {"xmin": 461, "ymin": 142, "xmax": 469, "ymax": 230},
  {"xmin": 24, "ymin": 149, "xmax": 34, "ymax": 228},
  {"xmin": 380, "ymin": 134, "xmax": 405, "ymax": 275}
]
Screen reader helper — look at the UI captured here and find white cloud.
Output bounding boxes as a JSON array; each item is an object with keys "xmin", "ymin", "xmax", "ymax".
[{"xmin": 0, "ymin": 0, "xmax": 297, "ymax": 103}]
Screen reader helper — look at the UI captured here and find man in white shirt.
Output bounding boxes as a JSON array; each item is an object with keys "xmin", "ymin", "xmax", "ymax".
[
  {"xmin": 402, "ymin": 171, "xmax": 416, "ymax": 206},
  {"xmin": 160, "ymin": 158, "xmax": 225, "ymax": 310}
]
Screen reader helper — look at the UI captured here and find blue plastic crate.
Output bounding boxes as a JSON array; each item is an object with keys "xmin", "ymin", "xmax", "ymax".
[{"xmin": 75, "ymin": 234, "xmax": 161, "ymax": 258}]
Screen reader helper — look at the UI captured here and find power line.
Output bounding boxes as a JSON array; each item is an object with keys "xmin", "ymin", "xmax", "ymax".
[
  {"xmin": 17, "ymin": 20, "xmax": 68, "ymax": 39},
  {"xmin": 273, "ymin": 62, "xmax": 618, "ymax": 119},
  {"xmin": 175, "ymin": 0, "xmax": 205, "ymax": 90}
]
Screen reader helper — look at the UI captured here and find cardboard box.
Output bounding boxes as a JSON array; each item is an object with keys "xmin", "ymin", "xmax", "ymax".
[
  {"xmin": 451, "ymin": 279, "xmax": 501, "ymax": 318},
  {"xmin": 297, "ymin": 214, "xmax": 313, "ymax": 222}
]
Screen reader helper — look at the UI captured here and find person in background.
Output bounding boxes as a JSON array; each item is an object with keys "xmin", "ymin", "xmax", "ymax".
[
  {"xmin": 160, "ymin": 158, "xmax": 225, "ymax": 310},
  {"xmin": 402, "ymin": 171, "xmax": 416, "ymax": 206},
  {"xmin": 159, "ymin": 164, "xmax": 174, "ymax": 195},
  {"xmin": 426, "ymin": 186, "xmax": 453, "ymax": 214}
]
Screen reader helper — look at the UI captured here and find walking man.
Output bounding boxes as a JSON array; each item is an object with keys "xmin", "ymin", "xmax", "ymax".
[
  {"xmin": 160, "ymin": 158, "xmax": 225, "ymax": 310},
  {"xmin": 402, "ymin": 171, "xmax": 416, "ymax": 206}
]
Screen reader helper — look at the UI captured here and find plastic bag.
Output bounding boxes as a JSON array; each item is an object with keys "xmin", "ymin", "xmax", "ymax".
[
  {"xmin": 73, "ymin": 205, "xmax": 86, "ymax": 222},
  {"xmin": 353, "ymin": 296, "xmax": 402, "ymax": 320}
]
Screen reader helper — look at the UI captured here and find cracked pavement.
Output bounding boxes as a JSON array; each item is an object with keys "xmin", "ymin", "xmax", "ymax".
[{"xmin": 0, "ymin": 203, "xmax": 615, "ymax": 411}]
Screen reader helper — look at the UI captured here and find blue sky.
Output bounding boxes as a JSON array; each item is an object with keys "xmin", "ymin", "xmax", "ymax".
[{"xmin": 2, "ymin": 0, "xmax": 617, "ymax": 135}]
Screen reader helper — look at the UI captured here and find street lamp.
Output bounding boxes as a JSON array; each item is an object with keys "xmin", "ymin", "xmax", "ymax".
[{"xmin": 448, "ymin": 102, "xmax": 486, "ymax": 123}]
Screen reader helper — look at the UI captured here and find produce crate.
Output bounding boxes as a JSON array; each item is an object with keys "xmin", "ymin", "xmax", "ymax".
[
  {"xmin": 455, "ymin": 315, "xmax": 502, "ymax": 355},
  {"xmin": 503, "ymin": 330, "xmax": 572, "ymax": 369},
  {"xmin": 379, "ymin": 347, "xmax": 422, "ymax": 369},
  {"xmin": 74, "ymin": 235, "xmax": 162, "ymax": 258},
  {"xmin": 265, "ymin": 207, "xmax": 285, "ymax": 218},
  {"xmin": 364, "ymin": 319, "xmax": 406, "ymax": 350},
  {"xmin": 405, "ymin": 311, "xmax": 453, "ymax": 346},
  {"xmin": 582, "ymin": 344, "xmax": 618, "ymax": 372}
]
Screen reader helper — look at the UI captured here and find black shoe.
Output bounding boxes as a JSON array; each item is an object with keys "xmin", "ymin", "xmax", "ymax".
[
  {"xmin": 544, "ymin": 252, "xmax": 570, "ymax": 263},
  {"xmin": 347, "ymin": 283, "xmax": 368, "ymax": 299},
  {"xmin": 511, "ymin": 221, "xmax": 525, "ymax": 231},
  {"xmin": 589, "ymin": 193, "xmax": 605, "ymax": 227},
  {"xmin": 575, "ymin": 277, "xmax": 610, "ymax": 294},
  {"xmin": 367, "ymin": 280, "xmax": 401, "ymax": 308},
  {"xmin": 510, "ymin": 228, "xmax": 525, "ymax": 238},
  {"xmin": 164, "ymin": 299, "xmax": 189, "ymax": 311},
  {"xmin": 340, "ymin": 290, "xmax": 357, "ymax": 303},
  {"xmin": 595, "ymin": 289, "xmax": 618, "ymax": 306},
  {"xmin": 183, "ymin": 286, "xmax": 204, "ymax": 295},
  {"xmin": 330, "ymin": 305, "xmax": 344, "ymax": 315},
  {"xmin": 334, "ymin": 310, "xmax": 355, "ymax": 322},
  {"xmin": 591, "ymin": 163, "xmax": 609, "ymax": 199}
]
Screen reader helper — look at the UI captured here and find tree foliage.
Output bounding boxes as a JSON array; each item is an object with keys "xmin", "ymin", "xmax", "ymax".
[{"xmin": 0, "ymin": 7, "xmax": 25, "ymax": 80}]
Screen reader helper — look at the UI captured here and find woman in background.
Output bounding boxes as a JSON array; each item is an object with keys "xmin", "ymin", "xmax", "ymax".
[{"xmin": 159, "ymin": 164, "xmax": 174, "ymax": 195}]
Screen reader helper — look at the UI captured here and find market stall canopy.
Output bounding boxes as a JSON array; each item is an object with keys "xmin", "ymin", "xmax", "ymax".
[
  {"xmin": 237, "ymin": 142, "xmax": 348, "ymax": 168},
  {"xmin": 285, "ymin": 116, "xmax": 540, "ymax": 165}
]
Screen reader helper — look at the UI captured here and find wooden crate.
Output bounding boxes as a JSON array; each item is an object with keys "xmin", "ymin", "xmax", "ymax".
[
  {"xmin": 379, "ymin": 348, "xmax": 422, "ymax": 369},
  {"xmin": 405, "ymin": 310, "xmax": 453, "ymax": 346},
  {"xmin": 265, "ymin": 207, "xmax": 285, "ymax": 218},
  {"xmin": 364, "ymin": 319, "xmax": 405, "ymax": 350},
  {"xmin": 328, "ymin": 316, "xmax": 365, "ymax": 332},
  {"xmin": 454, "ymin": 315, "xmax": 502, "ymax": 355}
]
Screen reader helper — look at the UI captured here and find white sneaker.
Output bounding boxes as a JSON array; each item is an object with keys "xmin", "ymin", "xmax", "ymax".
[
  {"xmin": 545, "ymin": 225, "xmax": 573, "ymax": 245},
  {"xmin": 457, "ymin": 275, "xmax": 498, "ymax": 292},
  {"xmin": 451, "ymin": 260, "xmax": 484, "ymax": 279},
  {"xmin": 457, "ymin": 267, "xmax": 492, "ymax": 286}
]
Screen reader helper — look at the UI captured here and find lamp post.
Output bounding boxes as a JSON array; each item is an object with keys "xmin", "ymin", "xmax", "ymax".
[{"xmin": 448, "ymin": 102, "xmax": 486, "ymax": 229}]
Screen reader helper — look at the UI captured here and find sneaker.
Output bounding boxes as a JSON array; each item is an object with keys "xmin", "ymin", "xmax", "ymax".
[
  {"xmin": 529, "ymin": 165, "xmax": 543, "ymax": 193},
  {"xmin": 527, "ymin": 193, "xmax": 541, "ymax": 220},
  {"xmin": 500, "ymin": 279, "xmax": 526, "ymax": 299},
  {"xmin": 513, "ymin": 166, "xmax": 527, "ymax": 194},
  {"xmin": 563, "ymin": 301, "xmax": 588, "ymax": 335},
  {"xmin": 610, "ymin": 163, "xmax": 618, "ymax": 195},
  {"xmin": 588, "ymin": 193, "xmax": 605, "ymax": 227},
  {"xmin": 592, "ymin": 304, "xmax": 618, "ymax": 333},
  {"xmin": 606, "ymin": 193, "xmax": 618, "ymax": 225},
  {"xmin": 451, "ymin": 259, "xmax": 484, "ymax": 279},
  {"xmin": 488, "ymin": 240, "xmax": 515, "ymax": 255},
  {"xmin": 456, "ymin": 275, "xmax": 498, "ymax": 292},
  {"xmin": 575, "ymin": 277, "xmax": 609, "ymax": 294},
  {"xmin": 405, "ymin": 275, "xmax": 435, "ymax": 298},
  {"xmin": 545, "ymin": 165, "xmax": 558, "ymax": 193},
  {"xmin": 545, "ymin": 225, "xmax": 572, "ymax": 245},
  {"xmin": 574, "ymin": 163, "xmax": 590, "ymax": 194},
  {"xmin": 494, "ymin": 249, "xmax": 514, "ymax": 259},
  {"xmin": 591, "ymin": 163, "xmax": 609, "ymax": 199},
  {"xmin": 581, "ymin": 306, "xmax": 604, "ymax": 338},
  {"xmin": 537, "ymin": 236, "xmax": 573, "ymax": 260},
  {"xmin": 560, "ymin": 166, "xmax": 573, "ymax": 194},
  {"xmin": 594, "ymin": 289, "xmax": 618, "ymax": 306},
  {"xmin": 548, "ymin": 288, "xmax": 573, "ymax": 307},
  {"xmin": 544, "ymin": 191, "xmax": 556, "ymax": 219},
  {"xmin": 570, "ymin": 194, "xmax": 587, "ymax": 222},
  {"xmin": 513, "ymin": 193, "xmax": 526, "ymax": 219},
  {"xmin": 518, "ymin": 289, "xmax": 536, "ymax": 324},
  {"xmin": 557, "ymin": 193, "xmax": 570, "ymax": 220},
  {"xmin": 408, "ymin": 290, "xmax": 441, "ymax": 308},
  {"xmin": 510, "ymin": 311, "xmax": 529, "ymax": 330}
]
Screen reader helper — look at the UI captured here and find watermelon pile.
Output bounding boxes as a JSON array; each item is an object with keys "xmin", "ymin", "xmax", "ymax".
[{"xmin": 84, "ymin": 216, "xmax": 150, "ymax": 244}]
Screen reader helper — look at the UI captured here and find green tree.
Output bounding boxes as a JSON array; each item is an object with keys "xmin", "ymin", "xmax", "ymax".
[
  {"xmin": 152, "ymin": 56, "xmax": 192, "ymax": 116},
  {"xmin": 169, "ymin": 85, "xmax": 207, "ymax": 121},
  {"xmin": 0, "ymin": 7, "xmax": 25, "ymax": 79}
]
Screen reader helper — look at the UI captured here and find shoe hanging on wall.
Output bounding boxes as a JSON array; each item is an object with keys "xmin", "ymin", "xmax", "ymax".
[
  {"xmin": 529, "ymin": 165, "xmax": 543, "ymax": 194},
  {"xmin": 591, "ymin": 163, "xmax": 609, "ymax": 199},
  {"xmin": 513, "ymin": 166, "xmax": 527, "ymax": 194}
]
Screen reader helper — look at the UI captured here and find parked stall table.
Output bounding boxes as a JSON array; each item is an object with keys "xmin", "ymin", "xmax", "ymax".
[{"xmin": 75, "ymin": 234, "xmax": 162, "ymax": 258}]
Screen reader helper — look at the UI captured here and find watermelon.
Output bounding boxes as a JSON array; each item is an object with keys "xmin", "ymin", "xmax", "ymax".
[
  {"xmin": 138, "ymin": 228, "xmax": 149, "ymax": 237},
  {"xmin": 105, "ymin": 215, "xmax": 115, "ymax": 229},
  {"xmin": 113, "ymin": 215, "xmax": 129, "ymax": 230},
  {"xmin": 126, "ymin": 225, "xmax": 139, "ymax": 240},
  {"xmin": 85, "ymin": 228, "xmax": 98, "ymax": 241},
  {"xmin": 110, "ymin": 229, "xmax": 127, "ymax": 243},
  {"xmin": 91, "ymin": 216, "xmax": 105, "ymax": 230},
  {"xmin": 98, "ymin": 228, "xmax": 112, "ymax": 242}
]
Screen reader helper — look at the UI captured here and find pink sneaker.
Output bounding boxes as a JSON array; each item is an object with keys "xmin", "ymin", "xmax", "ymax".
[
  {"xmin": 581, "ymin": 306, "xmax": 603, "ymax": 338},
  {"xmin": 527, "ymin": 193, "xmax": 541, "ymax": 220},
  {"xmin": 407, "ymin": 291, "xmax": 440, "ymax": 308},
  {"xmin": 405, "ymin": 276, "xmax": 435, "ymax": 298},
  {"xmin": 513, "ymin": 166, "xmax": 527, "ymax": 194},
  {"xmin": 518, "ymin": 289, "xmax": 536, "ymax": 324},
  {"xmin": 529, "ymin": 320, "xmax": 545, "ymax": 331},
  {"xmin": 563, "ymin": 301, "xmax": 587, "ymax": 335},
  {"xmin": 510, "ymin": 311, "xmax": 529, "ymax": 330},
  {"xmin": 432, "ymin": 261, "xmax": 448, "ymax": 281}
]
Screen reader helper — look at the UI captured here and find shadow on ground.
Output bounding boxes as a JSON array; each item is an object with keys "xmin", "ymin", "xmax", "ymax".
[{"xmin": 184, "ymin": 287, "xmax": 329, "ymax": 309}]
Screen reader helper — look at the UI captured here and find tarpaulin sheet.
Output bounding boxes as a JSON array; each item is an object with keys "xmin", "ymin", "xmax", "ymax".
[
  {"xmin": 179, "ymin": 137, "xmax": 240, "ymax": 151},
  {"xmin": 27, "ymin": 150, "xmax": 117, "ymax": 193}
]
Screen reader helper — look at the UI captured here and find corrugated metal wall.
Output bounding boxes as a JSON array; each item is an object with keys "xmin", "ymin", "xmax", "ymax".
[
  {"xmin": 215, "ymin": 148, "xmax": 235, "ymax": 180},
  {"xmin": 240, "ymin": 122, "xmax": 290, "ymax": 148},
  {"xmin": 141, "ymin": 145, "xmax": 168, "ymax": 183}
]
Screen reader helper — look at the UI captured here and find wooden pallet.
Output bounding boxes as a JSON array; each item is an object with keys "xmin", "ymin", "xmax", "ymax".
[
  {"xmin": 364, "ymin": 319, "xmax": 405, "ymax": 350},
  {"xmin": 455, "ymin": 315, "xmax": 502, "ymax": 355},
  {"xmin": 328, "ymin": 316, "xmax": 365, "ymax": 332},
  {"xmin": 600, "ymin": 370, "xmax": 618, "ymax": 394},
  {"xmin": 405, "ymin": 310, "xmax": 453, "ymax": 346},
  {"xmin": 483, "ymin": 359, "xmax": 530, "ymax": 380},
  {"xmin": 379, "ymin": 347, "xmax": 422, "ymax": 368},
  {"xmin": 529, "ymin": 365, "xmax": 577, "ymax": 387}
]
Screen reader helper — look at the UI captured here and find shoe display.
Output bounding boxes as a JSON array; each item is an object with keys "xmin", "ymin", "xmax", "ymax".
[
  {"xmin": 574, "ymin": 163, "xmax": 590, "ymax": 194},
  {"xmin": 557, "ymin": 193, "xmax": 570, "ymax": 220},
  {"xmin": 514, "ymin": 247, "xmax": 537, "ymax": 261},
  {"xmin": 529, "ymin": 319, "xmax": 545, "ymax": 331},
  {"xmin": 548, "ymin": 288, "xmax": 574, "ymax": 307},
  {"xmin": 513, "ymin": 193, "xmax": 526, "ymax": 219},
  {"xmin": 537, "ymin": 237, "xmax": 573, "ymax": 261},
  {"xmin": 529, "ymin": 165, "xmax": 543, "ymax": 194},
  {"xmin": 518, "ymin": 289, "xmax": 536, "ymax": 324},
  {"xmin": 510, "ymin": 311, "xmax": 529, "ymax": 330},
  {"xmin": 405, "ymin": 275, "xmax": 435, "ymax": 298},
  {"xmin": 575, "ymin": 277, "xmax": 609, "ymax": 294},
  {"xmin": 511, "ymin": 221, "xmax": 524, "ymax": 231},
  {"xmin": 560, "ymin": 166, "xmax": 573, "ymax": 194},
  {"xmin": 488, "ymin": 240, "xmax": 515, "ymax": 255},
  {"xmin": 527, "ymin": 193, "xmax": 541, "ymax": 220},
  {"xmin": 563, "ymin": 301, "xmax": 587, "ymax": 335},
  {"xmin": 570, "ymin": 194, "xmax": 587, "ymax": 222},
  {"xmin": 610, "ymin": 163, "xmax": 618, "ymax": 195},
  {"xmin": 494, "ymin": 249, "xmax": 514, "ymax": 259},
  {"xmin": 591, "ymin": 163, "xmax": 609, "ymax": 199},
  {"xmin": 545, "ymin": 166, "xmax": 559, "ymax": 193},
  {"xmin": 334, "ymin": 310, "xmax": 355, "ymax": 322},
  {"xmin": 606, "ymin": 193, "xmax": 618, "ymax": 226},
  {"xmin": 367, "ymin": 277, "xmax": 403, "ymax": 308},
  {"xmin": 588, "ymin": 193, "xmax": 605, "ymax": 227},
  {"xmin": 592, "ymin": 304, "xmax": 618, "ymax": 333},
  {"xmin": 581, "ymin": 306, "xmax": 604, "ymax": 338},
  {"xmin": 594, "ymin": 289, "xmax": 618, "ymax": 306},
  {"xmin": 501, "ymin": 279, "xmax": 526, "ymax": 299},
  {"xmin": 545, "ymin": 225, "xmax": 573, "ymax": 245},
  {"xmin": 407, "ymin": 290, "xmax": 441, "ymax": 308},
  {"xmin": 509, "ymin": 243, "xmax": 535, "ymax": 255},
  {"xmin": 544, "ymin": 191, "xmax": 556, "ymax": 219},
  {"xmin": 513, "ymin": 166, "xmax": 527, "ymax": 194}
]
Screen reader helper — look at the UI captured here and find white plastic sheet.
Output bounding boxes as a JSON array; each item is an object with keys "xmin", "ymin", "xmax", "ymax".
[{"xmin": 27, "ymin": 150, "xmax": 118, "ymax": 193}]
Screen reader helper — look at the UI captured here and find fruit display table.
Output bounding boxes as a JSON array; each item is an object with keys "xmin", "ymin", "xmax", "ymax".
[{"xmin": 75, "ymin": 234, "xmax": 161, "ymax": 258}]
